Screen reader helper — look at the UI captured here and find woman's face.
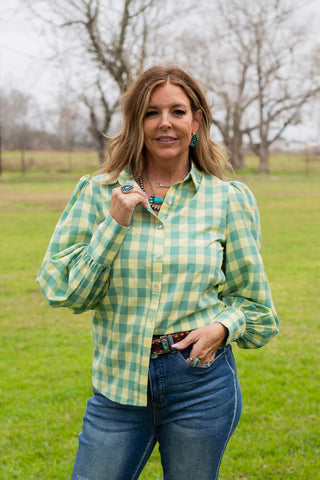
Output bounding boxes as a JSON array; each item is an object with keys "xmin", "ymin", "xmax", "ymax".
[{"xmin": 143, "ymin": 83, "xmax": 200, "ymax": 167}]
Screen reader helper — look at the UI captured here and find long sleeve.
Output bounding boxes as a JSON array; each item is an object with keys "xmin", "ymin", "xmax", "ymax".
[
  {"xmin": 216, "ymin": 181, "xmax": 279, "ymax": 348},
  {"xmin": 37, "ymin": 175, "xmax": 128, "ymax": 313}
]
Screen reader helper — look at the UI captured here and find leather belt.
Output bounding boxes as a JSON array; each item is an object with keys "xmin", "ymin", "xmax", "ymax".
[{"xmin": 150, "ymin": 331, "xmax": 191, "ymax": 357}]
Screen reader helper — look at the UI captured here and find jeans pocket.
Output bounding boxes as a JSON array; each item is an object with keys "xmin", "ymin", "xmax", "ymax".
[{"xmin": 176, "ymin": 345, "xmax": 224, "ymax": 369}]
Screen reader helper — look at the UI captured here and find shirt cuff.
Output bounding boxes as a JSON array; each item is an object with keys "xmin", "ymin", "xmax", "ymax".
[
  {"xmin": 215, "ymin": 306, "xmax": 246, "ymax": 345},
  {"xmin": 87, "ymin": 215, "xmax": 128, "ymax": 266}
]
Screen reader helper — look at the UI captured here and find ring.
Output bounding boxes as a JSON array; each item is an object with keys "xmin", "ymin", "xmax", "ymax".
[
  {"xmin": 121, "ymin": 184, "xmax": 134, "ymax": 193},
  {"xmin": 188, "ymin": 357, "xmax": 201, "ymax": 367},
  {"xmin": 192, "ymin": 358, "xmax": 201, "ymax": 367}
]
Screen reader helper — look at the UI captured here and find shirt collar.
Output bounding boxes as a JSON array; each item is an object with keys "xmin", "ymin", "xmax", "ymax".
[
  {"xmin": 189, "ymin": 163, "xmax": 202, "ymax": 192},
  {"xmin": 97, "ymin": 164, "xmax": 203, "ymax": 191},
  {"xmin": 93, "ymin": 168, "xmax": 133, "ymax": 186},
  {"xmin": 117, "ymin": 167, "xmax": 135, "ymax": 186}
]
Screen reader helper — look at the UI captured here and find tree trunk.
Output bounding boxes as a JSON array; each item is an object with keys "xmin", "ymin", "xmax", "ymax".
[
  {"xmin": 230, "ymin": 144, "xmax": 245, "ymax": 170},
  {"xmin": 86, "ymin": 105, "xmax": 108, "ymax": 166},
  {"xmin": 258, "ymin": 141, "xmax": 269, "ymax": 173},
  {"xmin": 228, "ymin": 129, "xmax": 245, "ymax": 170},
  {"xmin": 98, "ymin": 146, "xmax": 105, "ymax": 165},
  {"xmin": 0, "ymin": 119, "xmax": 2, "ymax": 176},
  {"xmin": 97, "ymin": 133, "xmax": 107, "ymax": 165},
  {"xmin": 20, "ymin": 148, "xmax": 26, "ymax": 174},
  {"xmin": 20, "ymin": 125, "xmax": 26, "ymax": 174},
  {"xmin": 0, "ymin": 94, "xmax": 2, "ymax": 176}
]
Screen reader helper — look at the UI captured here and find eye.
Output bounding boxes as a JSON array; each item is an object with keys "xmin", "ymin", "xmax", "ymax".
[
  {"xmin": 173, "ymin": 109, "xmax": 186, "ymax": 116},
  {"xmin": 145, "ymin": 110, "xmax": 159, "ymax": 117}
]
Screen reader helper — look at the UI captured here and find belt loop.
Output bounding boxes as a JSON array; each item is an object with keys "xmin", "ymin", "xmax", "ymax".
[{"xmin": 166, "ymin": 334, "xmax": 177, "ymax": 353}]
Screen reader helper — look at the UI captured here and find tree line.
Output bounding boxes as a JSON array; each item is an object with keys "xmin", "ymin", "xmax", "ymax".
[
  {"xmin": 2, "ymin": 0, "xmax": 320, "ymax": 173},
  {"xmin": 0, "ymin": 86, "xmax": 93, "ymax": 151}
]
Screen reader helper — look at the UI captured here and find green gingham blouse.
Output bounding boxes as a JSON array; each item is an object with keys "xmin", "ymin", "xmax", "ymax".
[{"xmin": 37, "ymin": 164, "xmax": 279, "ymax": 406}]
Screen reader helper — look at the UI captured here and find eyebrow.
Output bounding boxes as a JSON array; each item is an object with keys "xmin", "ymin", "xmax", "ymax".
[{"xmin": 147, "ymin": 103, "xmax": 188, "ymax": 109}]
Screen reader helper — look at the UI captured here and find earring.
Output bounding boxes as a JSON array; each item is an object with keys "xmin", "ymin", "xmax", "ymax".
[{"xmin": 190, "ymin": 133, "xmax": 199, "ymax": 147}]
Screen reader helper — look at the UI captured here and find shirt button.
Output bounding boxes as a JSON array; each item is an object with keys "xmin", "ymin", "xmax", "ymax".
[
  {"xmin": 148, "ymin": 316, "xmax": 154, "ymax": 323},
  {"xmin": 155, "ymin": 253, "xmax": 161, "ymax": 259},
  {"xmin": 167, "ymin": 200, "xmax": 173, "ymax": 206},
  {"xmin": 157, "ymin": 224, "xmax": 163, "ymax": 230},
  {"xmin": 153, "ymin": 284, "xmax": 159, "ymax": 291}
]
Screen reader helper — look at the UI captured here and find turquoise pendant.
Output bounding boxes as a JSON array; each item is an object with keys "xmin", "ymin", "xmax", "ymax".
[{"xmin": 150, "ymin": 194, "xmax": 163, "ymax": 205}]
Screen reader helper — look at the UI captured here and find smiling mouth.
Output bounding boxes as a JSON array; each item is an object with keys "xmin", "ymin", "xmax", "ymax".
[{"xmin": 156, "ymin": 137, "xmax": 177, "ymax": 142}]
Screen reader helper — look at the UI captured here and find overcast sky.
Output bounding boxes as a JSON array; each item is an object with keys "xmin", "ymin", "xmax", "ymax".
[{"xmin": 1, "ymin": 0, "xmax": 320, "ymax": 142}]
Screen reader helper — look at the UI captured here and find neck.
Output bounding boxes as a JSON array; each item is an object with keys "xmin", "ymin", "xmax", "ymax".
[{"xmin": 144, "ymin": 157, "xmax": 190, "ymax": 184}]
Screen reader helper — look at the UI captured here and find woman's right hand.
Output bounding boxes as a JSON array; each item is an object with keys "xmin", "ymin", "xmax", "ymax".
[{"xmin": 109, "ymin": 185, "xmax": 149, "ymax": 227}]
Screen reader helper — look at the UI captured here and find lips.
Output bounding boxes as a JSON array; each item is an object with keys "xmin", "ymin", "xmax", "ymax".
[{"xmin": 156, "ymin": 136, "xmax": 177, "ymax": 142}]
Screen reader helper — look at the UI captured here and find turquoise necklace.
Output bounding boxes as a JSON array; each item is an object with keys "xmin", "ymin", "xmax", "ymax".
[
  {"xmin": 139, "ymin": 174, "xmax": 163, "ymax": 211},
  {"xmin": 139, "ymin": 166, "xmax": 190, "ymax": 212}
]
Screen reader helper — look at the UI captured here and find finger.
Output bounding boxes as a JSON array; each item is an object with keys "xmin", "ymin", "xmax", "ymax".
[
  {"xmin": 137, "ymin": 197, "xmax": 149, "ymax": 209},
  {"xmin": 131, "ymin": 188, "xmax": 148, "ymax": 200},
  {"xmin": 188, "ymin": 343, "xmax": 205, "ymax": 364},
  {"xmin": 120, "ymin": 184, "xmax": 148, "ymax": 198},
  {"xmin": 189, "ymin": 351, "xmax": 216, "ymax": 366},
  {"xmin": 187, "ymin": 356, "xmax": 201, "ymax": 367},
  {"xmin": 110, "ymin": 188, "xmax": 149, "ymax": 226},
  {"xmin": 113, "ymin": 187, "xmax": 149, "ymax": 208},
  {"xmin": 124, "ymin": 190, "xmax": 149, "ymax": 208},
  {"xmin": 187, "ymin": 343, "xmax": 217, "ymax": 366},
  {"xmin": 171, "ymin": 332, "xmax": 195, "ymax": 350},
  {"xmin": 114, "ymin": 186, "xmax": 148, "ymax": 199}
]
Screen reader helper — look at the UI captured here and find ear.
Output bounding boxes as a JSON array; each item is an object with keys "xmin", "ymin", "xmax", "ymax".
[{"xmin": 192, "ymin": 109, "xmax": 202, "ymax": 133}]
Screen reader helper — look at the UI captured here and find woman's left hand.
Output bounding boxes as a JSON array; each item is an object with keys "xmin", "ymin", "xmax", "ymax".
[{"xmin": 171, "ymin": 323, "xmax": 228, "ymax": 366}]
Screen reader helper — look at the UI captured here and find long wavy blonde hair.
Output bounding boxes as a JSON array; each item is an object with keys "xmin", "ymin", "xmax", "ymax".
[{"xmin": 98, "ymin": 65, "xmax": 229, "ymax": 180}]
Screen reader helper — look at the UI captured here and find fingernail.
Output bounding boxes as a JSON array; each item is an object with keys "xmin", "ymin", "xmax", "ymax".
[{"xmin": 171, "ymin": 343, "xmax": 180, "ymax": 348}]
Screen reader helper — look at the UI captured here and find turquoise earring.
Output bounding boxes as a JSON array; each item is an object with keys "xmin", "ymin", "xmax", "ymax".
[{"xmin": 190, "ymin": 133, "xmax": 199, "ymax": 147}]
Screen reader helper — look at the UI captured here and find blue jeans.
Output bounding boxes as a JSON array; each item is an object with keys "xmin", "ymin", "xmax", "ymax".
[{"xmin": 71, "ymin": 343, "xmax": 242, "ymax": 480}]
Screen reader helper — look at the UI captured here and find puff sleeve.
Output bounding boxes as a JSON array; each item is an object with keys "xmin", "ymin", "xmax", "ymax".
[
  {"xmin": 216, "ymin": 181, "xmax": 279, "ymax": 348},
  {"xmin": 37, "ymin": 176, "xmax": 128, "ymax": 313}
]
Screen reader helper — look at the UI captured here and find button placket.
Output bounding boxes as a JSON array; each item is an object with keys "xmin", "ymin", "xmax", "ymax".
[
  {"xmin": 152, "ymin": 222, "xmax": 164, "ymax": 294},
  {"xmin": 146, "ymin": 220, "xmax": 165, "ymax": 336}
]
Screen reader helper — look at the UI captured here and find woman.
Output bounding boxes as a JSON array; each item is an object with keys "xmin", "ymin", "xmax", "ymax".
[{"xmin": 37, "ymin": 66, "xmax": 279, "ymax": 480}]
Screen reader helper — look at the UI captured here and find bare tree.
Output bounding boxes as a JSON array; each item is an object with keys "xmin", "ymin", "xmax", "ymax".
[
  {"xmin": 219, "ymin": 0, "xmax": 320, "ymax": 172},
  {"xmin": 177, "ymin": 0, "xmax": 320, "ymax": 172},
  {"xmin": 55, "ymin": 95, "xmax": 83, "ymax": 170},
  {"xmin": 0, "ymin": 88, "xmax": 29, "ymax": 149},
  {"xmin": 27, "ymin": 0, "xmax": 186, "ymax": 164},
  {"xmin": 200, "ymin": 37, "xmax": 258, "ymax": 171},
  {"xmin": 240, "ymin": 0, "xmax": 320, "ymax": 172},
  {"xmin": 0, "ymin": 87, "xmax": 31, "ymax": 172}
]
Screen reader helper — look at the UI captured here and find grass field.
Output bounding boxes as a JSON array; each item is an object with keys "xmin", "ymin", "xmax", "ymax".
[{"xmin": 0, "ymin": 152, "xmax": 320, "ymax": 479}]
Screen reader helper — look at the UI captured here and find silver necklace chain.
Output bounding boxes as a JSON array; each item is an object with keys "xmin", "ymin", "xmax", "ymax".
[
  {"xmin": 146, "ymin": 165, "xmax": 190, "ymax": 189},
  {"xmin": 139, "ymin": 163, "xmax": 191, "ymax": 212},
  {"xmin": 144, "ymin": 170, "xmax": 157, "ymax": 197}
]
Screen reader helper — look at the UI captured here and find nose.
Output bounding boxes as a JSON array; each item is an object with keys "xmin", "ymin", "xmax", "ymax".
[{"xmin": 159, "ymin": 112, "xmax": 171, "ymax": 129}]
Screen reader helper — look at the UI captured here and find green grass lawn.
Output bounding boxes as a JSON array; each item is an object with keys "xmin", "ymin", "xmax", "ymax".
[{"xmin": 0, "ymin": 156, "xmax": 320, "ymax": 479}]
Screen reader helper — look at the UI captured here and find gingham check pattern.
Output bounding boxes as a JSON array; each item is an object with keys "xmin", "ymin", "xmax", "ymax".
[{"xmin": 37, "ymin": 165, "xmax": 279, "ymax": 406}]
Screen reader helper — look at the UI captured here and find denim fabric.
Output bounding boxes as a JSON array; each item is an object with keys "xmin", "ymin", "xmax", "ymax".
[{"xmin": 71, "ymin": 343, "xmax": 242, "ymax": 480}]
